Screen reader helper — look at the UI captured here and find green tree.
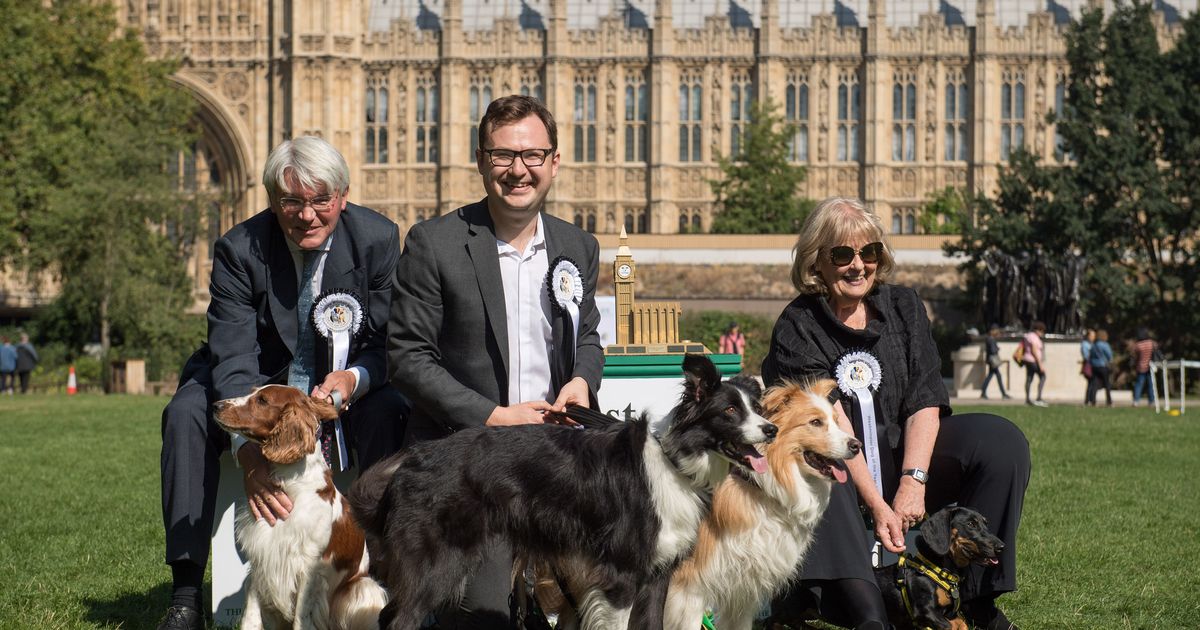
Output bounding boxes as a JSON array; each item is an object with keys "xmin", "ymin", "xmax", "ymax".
[
  {"xmin": 948, "ymin": 3, "xmax": 1200, "ymax": 355},
  {"xmin": 0, "ymin": 0, "xmax": 200, "ymax": 382},
  {"xmin": 709, "ymin": 99, "xmax": 812, "ymax": 233},
  {"xmin": 919, "ymin": 186, "xmax": 970, "ymax": 235}
]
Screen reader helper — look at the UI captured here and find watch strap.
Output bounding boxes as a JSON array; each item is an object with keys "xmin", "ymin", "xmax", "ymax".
[{"xmin": 901, "ymin": 467, "xmax": 929, "ymax": 484}]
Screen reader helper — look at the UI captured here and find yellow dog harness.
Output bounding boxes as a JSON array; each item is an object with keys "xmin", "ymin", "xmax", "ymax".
[{"xmin": 896, "ymin": 552, "xmax": 961, "ymax": 629}]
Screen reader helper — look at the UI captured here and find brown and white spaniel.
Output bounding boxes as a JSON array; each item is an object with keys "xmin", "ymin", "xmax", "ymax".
[{"xmin": 215, "ymin": 384, "xmax": 386, "ymax": 630}]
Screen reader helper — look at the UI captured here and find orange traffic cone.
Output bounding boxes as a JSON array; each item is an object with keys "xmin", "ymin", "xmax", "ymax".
[{"xmin": 67, "ymin": 365, "xmax": 77, "ymax": 395}]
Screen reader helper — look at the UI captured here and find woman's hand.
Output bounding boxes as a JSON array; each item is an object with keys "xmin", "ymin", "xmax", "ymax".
[
  {"xmin": 871, "ymin": 501, "xmax": 907, "ymax": 553},
  {"xmin": 892, "ymin": 476, "xmax": 927, "ymax": 532}
]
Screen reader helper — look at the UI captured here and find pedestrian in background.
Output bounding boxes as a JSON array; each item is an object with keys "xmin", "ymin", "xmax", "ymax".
[
  {"xmin": 1080, "ymin": 329, "xmax": 1095, "ymax": 404},
  {"xmin": 14, "ymin": 333, "xmax": 38, "ymax": 394},
  {"xmin": 1131, "ymin": 327, "xmax": 1158, "ymax": 407},
  {"xmin": 0, "ymin": 337, "xmax": 15, "ymax": 395},
  {"xmin": 1086, "ymin": 329, "xmax": 1113, "ymax": 407},
  {"xmin": 981, "ymin": 324, "xmax": 1010, "ymax": 400},
  {"xmin": 1021, "ymin": 321, "xmax": 1048, "ymax": 407},
  {"xmin": 719, "ymin": 321, "xmax": 746, "ymax": 356}
]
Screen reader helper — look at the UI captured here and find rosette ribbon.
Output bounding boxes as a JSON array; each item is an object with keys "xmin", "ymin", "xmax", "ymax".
[
  {"xmin": 312, "ymin": 290, "xmax": 364, "ymax": 472},
  {"xmin": 835, "ymin": 350, "xmax": 885, "ymax": 495},
  {"xmin": 835, "ymin": 350, "xmax": 885, "ymax": 566},
  {"xmin": 546, "ymin": 256, "xmax": 584, "ymax": 368}
]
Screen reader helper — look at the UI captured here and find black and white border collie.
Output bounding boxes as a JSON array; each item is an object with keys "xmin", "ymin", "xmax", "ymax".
[{"xmin": 348, "ymin": 354, "xmax": 775, "ymax": 630}]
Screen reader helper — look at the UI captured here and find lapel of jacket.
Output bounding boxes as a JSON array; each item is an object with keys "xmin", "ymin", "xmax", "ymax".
[
  {"xmin": 463, "ymin": 201, "xmax": 510, "ymax": 377},
  {"xmin": 320, "ymin": 211, "xmax": 358, "ymax": 295},
  {"xmin": 542, "ymin": 214, "xmax": 573, "ymax": 389},
  {"xmin": 266, "ymin": 217, "xmax": 300, "ymax": 357}
]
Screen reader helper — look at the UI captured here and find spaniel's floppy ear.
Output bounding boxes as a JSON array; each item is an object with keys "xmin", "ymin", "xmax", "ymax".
[
  {"xmin": 918, "ymin": 507, "xmax": 953, "ymax": 557},
  {"xmin": 681, "ymin": 354, "xmax": 722, "ymax": 401},
  {"xmin": 303, "ymin": 394, "xmax": 340, "ymax": 422},
  {"xmin": 260, "ymin": 403, "xmax": 318, "ymax": 464}
]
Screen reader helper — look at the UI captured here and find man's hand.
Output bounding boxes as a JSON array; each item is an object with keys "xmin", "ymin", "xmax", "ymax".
[
  {"xmin": 485, "ymin": 401, "xmax": 555, "ymax": 426},
  {"xmin": 311, "ymin": 369, "xmax": 356, "ymax": 410},
  {"xmin": 551, "ymin": 377, "xmax": 591, "ymax": 412},
  {"xmin": 237, "ymin": 443, "xmax": 293, "ymax": 526}
]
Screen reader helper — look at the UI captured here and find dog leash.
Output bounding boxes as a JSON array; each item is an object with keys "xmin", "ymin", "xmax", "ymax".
[{"xmin": 896, "ymin": 552, "xmax": 961, "ymax": 628}]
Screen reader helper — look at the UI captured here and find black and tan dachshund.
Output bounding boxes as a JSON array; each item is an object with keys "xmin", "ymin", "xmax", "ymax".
[{"xmin": 874, "ymin": 506, "xmax": 1005, "ymax": 630}]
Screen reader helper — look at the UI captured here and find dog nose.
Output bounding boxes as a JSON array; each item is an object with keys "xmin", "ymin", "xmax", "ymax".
[
  {"xmin": 994, "ymin": 541, "xmax": 1005, "ymax": 554},
  {"xmin": 847, "ymin": 437, "xmax": 862, "ymax": 456},
  {"xmin": 213, "ymin": 400, "xmax": 230, "ymax": 412},
  {"xmin": 761, "ymin": 423, "xmax": 778, "ymax": 439}
]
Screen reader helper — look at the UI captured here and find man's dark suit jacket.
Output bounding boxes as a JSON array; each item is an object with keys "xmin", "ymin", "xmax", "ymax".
[
  {"xmin": 180, "ymin": 203, "xmax": 399, "ymax": 401},
  {"xmin": 388, "ymin": 199, "xmax": 604, "ymax": 441}
]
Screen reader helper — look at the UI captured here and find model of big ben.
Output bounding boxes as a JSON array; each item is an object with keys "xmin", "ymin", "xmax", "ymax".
[
  {"xmin": 604, "ymin": 229, "xmax": 709, "ymax": 356},
  {"xmin": 614, "ymin": 227, "xmax": 636, "ymax": 346}
]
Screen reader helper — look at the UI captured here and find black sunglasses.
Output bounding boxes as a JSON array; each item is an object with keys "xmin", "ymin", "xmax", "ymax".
[{"xmin": 828, "ymin": 242, "xmax": 883, "ymax": 266}]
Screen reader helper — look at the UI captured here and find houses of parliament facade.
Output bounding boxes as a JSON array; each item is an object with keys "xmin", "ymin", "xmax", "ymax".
[{"xmin": 105, "ymin": 0, "xmax": 1188, "ymax": 302}]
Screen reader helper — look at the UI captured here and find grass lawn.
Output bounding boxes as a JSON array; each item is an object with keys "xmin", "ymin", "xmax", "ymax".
[{"xmin": 1, "ymin": 395, "xmax": 1198, "ymax": 628}]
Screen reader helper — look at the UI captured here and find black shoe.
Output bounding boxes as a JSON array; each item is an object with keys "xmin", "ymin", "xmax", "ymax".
[{"xmin": 156, "ymin": 605, "xmax": 205, "ymax": 630}]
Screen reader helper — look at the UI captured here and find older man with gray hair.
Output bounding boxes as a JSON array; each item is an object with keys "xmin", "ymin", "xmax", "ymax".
[{"xmin": 157, "ymin": 136, "xmax": 408, "ymax": 630}]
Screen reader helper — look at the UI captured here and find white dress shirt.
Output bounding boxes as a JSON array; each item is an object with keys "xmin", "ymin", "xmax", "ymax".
[{"xmin": 497, "ymin": 213, "xmax": 554, "ymax": 405}]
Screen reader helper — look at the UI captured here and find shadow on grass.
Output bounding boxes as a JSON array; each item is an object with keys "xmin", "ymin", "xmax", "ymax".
[{"xmin": 82, "ymin": 582, "xmax": 199, "ymax": 629}]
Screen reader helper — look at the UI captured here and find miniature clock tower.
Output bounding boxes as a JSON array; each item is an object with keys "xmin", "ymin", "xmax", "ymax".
[
  {"xmin": 614, "ymin": 227, "xmax": 636, "ymax": 345},
  {"xmin": 605, "ymin": 229, "xmax": 707, "ymax": 356}
]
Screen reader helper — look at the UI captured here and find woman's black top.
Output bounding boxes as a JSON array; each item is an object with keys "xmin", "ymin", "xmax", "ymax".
[
  {"xmin": 762, "ymin": 283, "xmax": 951, "ymax": 453},
  {"xmin": 761, "ymin": 284, "xmax": 952, "ymax": 582}
]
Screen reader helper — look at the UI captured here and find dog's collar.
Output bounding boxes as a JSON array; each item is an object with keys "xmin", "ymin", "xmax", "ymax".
[{"xmin": 897, "ymin": 552, "xmax": 961, "ymax": 625}]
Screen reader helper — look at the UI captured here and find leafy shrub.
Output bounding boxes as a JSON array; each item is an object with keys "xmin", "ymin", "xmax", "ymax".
[{"xmin": 679, "ymin": 310, "xmax": 776, "ymax": 376}]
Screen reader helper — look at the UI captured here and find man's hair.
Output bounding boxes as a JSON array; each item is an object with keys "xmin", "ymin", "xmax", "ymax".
[
  {"xmin": 477, "ymin": 95, "xmax": 558, "ymax": 152},
  {"xmin": 262, "ymin": 136, "xmax": 350, "ymax": 202},
  {"xmin": 790, "ymin": 196, "xmax": 895, "ymax": 295}
]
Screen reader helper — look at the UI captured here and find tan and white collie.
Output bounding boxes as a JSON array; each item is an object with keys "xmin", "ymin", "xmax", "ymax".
[{"xmin": 665, "ymin": 379, "xmax": 861, "ymax": 630}]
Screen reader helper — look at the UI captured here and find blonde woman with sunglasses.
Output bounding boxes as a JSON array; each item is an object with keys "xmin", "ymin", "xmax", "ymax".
[{"xmin": 761, "ymin": 197, "xmax": 1030, "ymax": 630}]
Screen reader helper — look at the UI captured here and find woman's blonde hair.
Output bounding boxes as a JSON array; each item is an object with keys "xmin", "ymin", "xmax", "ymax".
[{"xmin": 790, "ymin": 196, "xmax": 895, "ymax": 295}]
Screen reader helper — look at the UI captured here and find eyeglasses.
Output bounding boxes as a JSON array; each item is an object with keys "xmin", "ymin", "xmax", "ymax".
[
  {"xmin": 828, "ymin": 242, "xmax": 883, "ymax": 267},
  {"xmin": 481, "ymin": 148, "xmax": 555, "ymax": 167},
  {"xmin": 278, "ymin": 194, "xmax": 336, "ymax": 213}
]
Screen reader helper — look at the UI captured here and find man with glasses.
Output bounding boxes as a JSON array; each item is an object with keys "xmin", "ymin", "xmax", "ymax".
[
  {"xmin": 388, "ymin": 95, "xmax": 603, "ymax": 627},
  {"xmin": 157, "ymin": 136, "xmax": 408, "ymax": 630}
]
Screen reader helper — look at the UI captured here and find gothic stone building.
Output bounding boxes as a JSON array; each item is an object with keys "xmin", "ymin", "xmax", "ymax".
[{"xmin": 111, "ymin": 0, "xmax": 1191, "ymax": 302}]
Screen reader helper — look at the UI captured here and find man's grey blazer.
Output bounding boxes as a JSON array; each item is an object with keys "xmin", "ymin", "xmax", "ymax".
[{"xmin": 388, "ymin": 199, "xmax": 604, "ymax": 441}]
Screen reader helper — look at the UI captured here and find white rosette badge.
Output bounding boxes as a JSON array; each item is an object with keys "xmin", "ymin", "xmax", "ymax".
[
  {"xmin": 545, "ymin": 256, "xmax": 584, "ymax": 367},
  {"xmin": 311, "ymin": 290, "xmax": 364, "ymax": 471},
  {"xmin": 835, "ymin": 350, "xmax": 884, "ymax": 497}
]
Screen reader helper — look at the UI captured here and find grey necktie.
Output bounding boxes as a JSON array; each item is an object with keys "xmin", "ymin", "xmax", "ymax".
[{"xmin": 287, "ymin": 250, "xmax": 321, "ymax": 393}]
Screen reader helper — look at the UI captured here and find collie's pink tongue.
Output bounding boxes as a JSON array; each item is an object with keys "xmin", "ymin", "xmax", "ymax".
[
  {"xmin": 748, "ymin": 455, "xmax": 768, "ymax": 474},
  {"xmin": 831, "ymin": 465, "xmax": 848, "ymax": 484}
]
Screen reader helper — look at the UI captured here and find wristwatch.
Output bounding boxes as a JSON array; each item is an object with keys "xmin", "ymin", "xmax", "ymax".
[{"xmin": 901, "ymin": 468, "xmax": 929, "ymax": 484}]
